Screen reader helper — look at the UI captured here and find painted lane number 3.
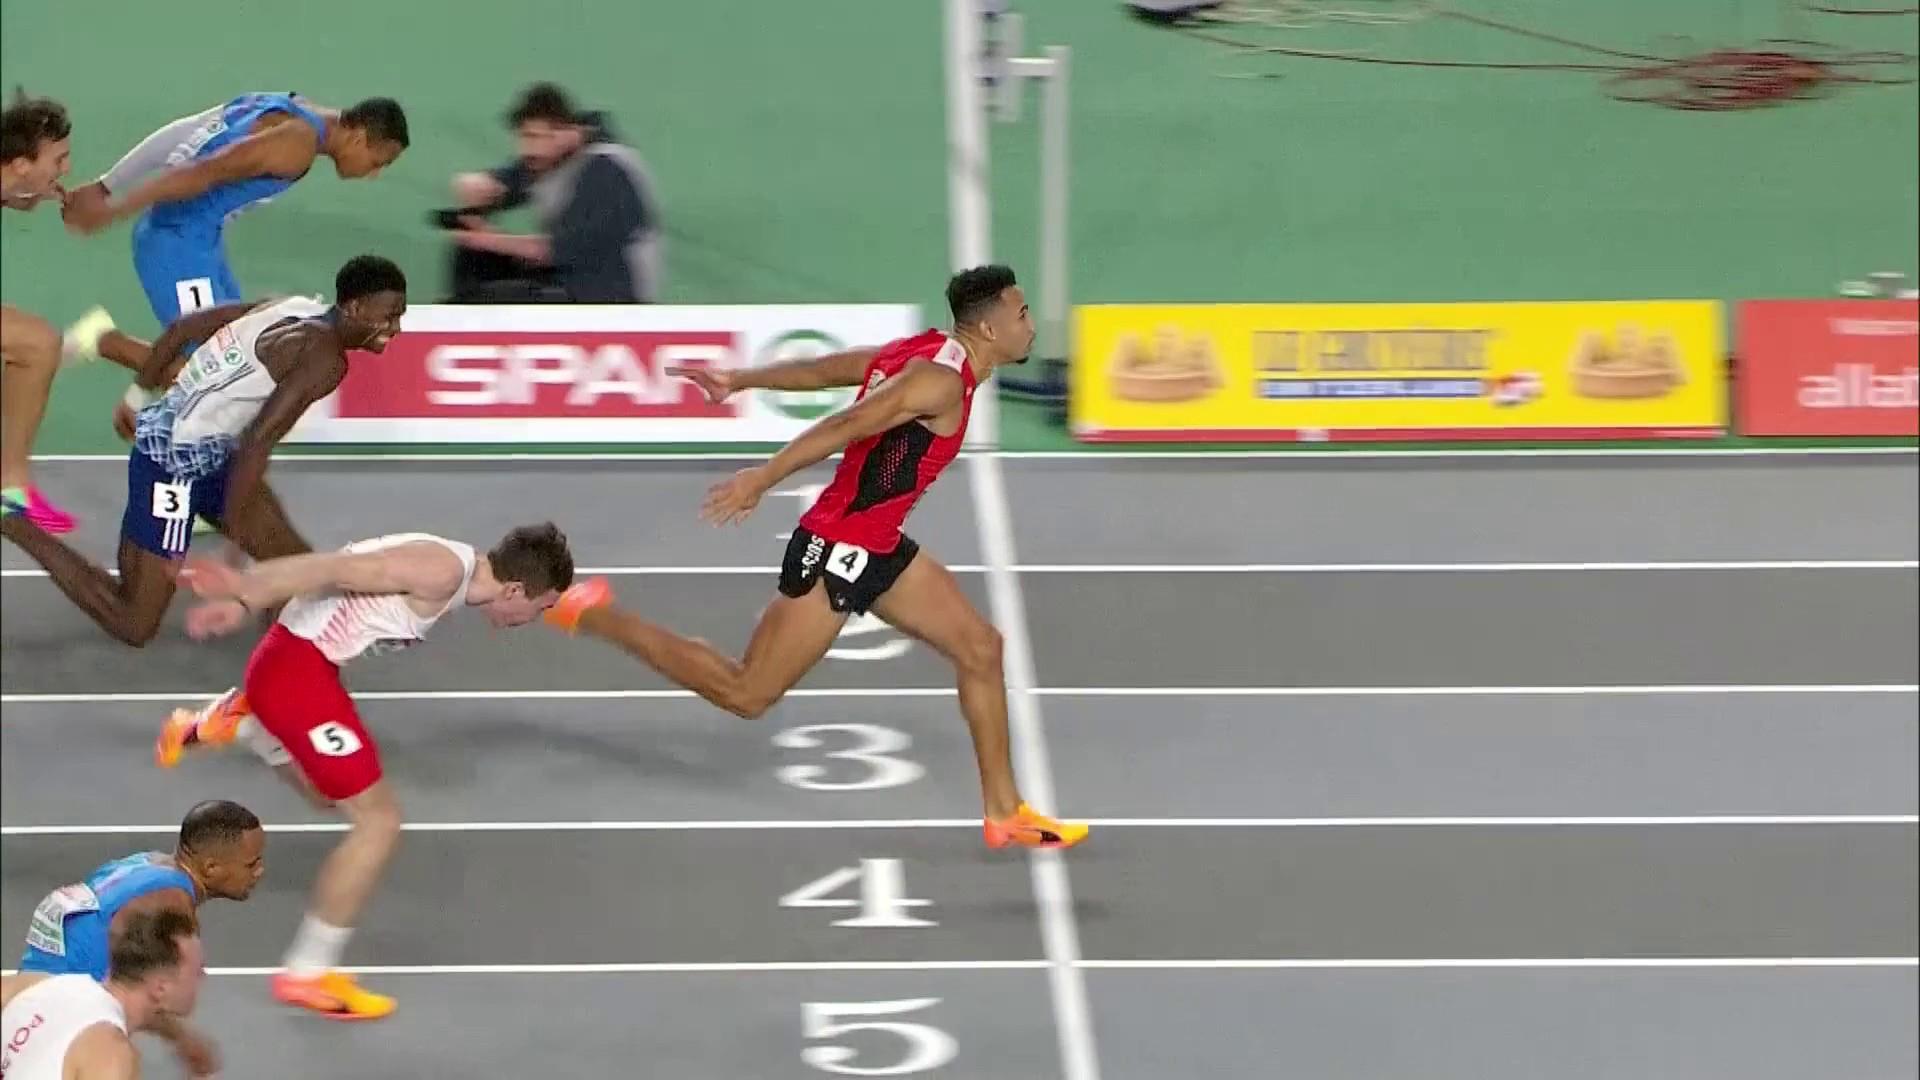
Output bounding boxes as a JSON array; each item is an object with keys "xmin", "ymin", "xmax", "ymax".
[{"xmin": 774, "ymin": 724, "xmax": 924, "ymax": 792}]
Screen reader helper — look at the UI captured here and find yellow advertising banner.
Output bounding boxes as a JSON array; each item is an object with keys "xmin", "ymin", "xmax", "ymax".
[{"xmin": 1069, "ymin": 301, "xmax": 1726, "ymax": 442}]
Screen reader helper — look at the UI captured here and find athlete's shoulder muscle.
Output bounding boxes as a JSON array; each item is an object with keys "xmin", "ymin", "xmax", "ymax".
[
  {"xmin": 111, "ymin": 886, "xmax": 196, "ymax": 926},
  {"xmin": 68, "ymin": 1022, "xmax": 138, "ymax": 1080}
]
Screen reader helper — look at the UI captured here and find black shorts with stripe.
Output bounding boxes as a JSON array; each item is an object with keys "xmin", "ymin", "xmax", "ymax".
[{"xmin": 778, "ymin": 526, "xmax": 920, "ymax": 615}]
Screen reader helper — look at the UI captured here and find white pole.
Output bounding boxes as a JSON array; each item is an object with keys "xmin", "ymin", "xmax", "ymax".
[
  {"xmin": 944, "ymin": 0, "xmax": 998, "ymax": 446},
  {"xmin": 1038, "ymin": 46, "xmax": 1070, "ymax": 378}
]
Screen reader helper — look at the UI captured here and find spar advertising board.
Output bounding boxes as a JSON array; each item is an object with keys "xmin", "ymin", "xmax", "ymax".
[{"xmin": 286, "ymin": 304, "xmax": 922, "ymax": 444}]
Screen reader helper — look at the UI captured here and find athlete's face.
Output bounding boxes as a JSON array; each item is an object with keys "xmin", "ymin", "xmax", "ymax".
[
  {"xmin": 485, "ymin": 582, "xmax": 561, "ymax": 629},
  {"xmin": 201, "ymin": 828, "xmax": 267, "ymax": 901},
  {"xmin": 979, "ymin": 286, "xmax": 1036, "ymax": 366},
  {"xmin": 0, "ymin": 135, "xmax": 72, "ymax": 208},
  {"xmin": 341, "ymin": 291, "xmax": 408, "ymax": 353},
  {"xmin": 332, "ymin": 132, "xmax": 405, "ymax": 180}
]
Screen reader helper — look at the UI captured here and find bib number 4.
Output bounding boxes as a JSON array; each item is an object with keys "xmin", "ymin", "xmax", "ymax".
[{"xmin": 825, "ymin": 542, "xmax": 870, "ymax": 583}]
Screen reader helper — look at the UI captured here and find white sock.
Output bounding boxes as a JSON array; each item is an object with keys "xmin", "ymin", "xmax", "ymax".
[
  {"xmin": 237, "ymin": 717, "xmax": 292, "ymax": 767},
  {"xmin": 282, "ymin": 915, "xmax": 352, "ymax": 977}
]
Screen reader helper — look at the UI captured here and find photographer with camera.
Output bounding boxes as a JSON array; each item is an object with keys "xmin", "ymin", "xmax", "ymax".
[{"xmin": 437, "ymin": 83, "xmax": 661, "ymax": 304}]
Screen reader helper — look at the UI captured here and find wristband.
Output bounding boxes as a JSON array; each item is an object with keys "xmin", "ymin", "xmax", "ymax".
[{"xmin": 122, "ymin": 383, "xmax": 158, "ymax": 411}]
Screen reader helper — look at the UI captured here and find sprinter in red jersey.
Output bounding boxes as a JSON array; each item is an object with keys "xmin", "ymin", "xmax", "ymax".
[{"xmin": 546, "ymin": 265, "xmax": 1086, "ymax": 849}]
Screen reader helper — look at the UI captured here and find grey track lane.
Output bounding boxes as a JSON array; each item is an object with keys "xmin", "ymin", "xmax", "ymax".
[
  {"xmin": 6, "ymin": 824, "xmax": 1910, "ymax": 967},
  {"xmin": 1064, "ymin": 825, "xmax": 1917, "ymax": 960},
  {"xmin": 1006, "ymin": 457, "xmax": 1920, "ymax": 564},
  {"xmin": 14, "ymin": 455, "xmax": 1918, "ymax": 572},
  {"xmin": 1043, "ymin": 694, "xmax": 1920, "ymax": 818},
  {"xmin": 4, "ymin": 695, "xmax": 1913, "ymax": 827},
  {"xmin": 1020, "ymin": 568, "xmax": 1918, "ymax": 687},
  {"xmin": 7, "ymin": 568, "xmax": 1914, "ymax": 694},
  {"xmin": 0, "ymin": 575, "xmax": 985, "ymax": 694},
  {"xmin": 1, "ymin": 832, "xmax": 1041, "ymax": 967},
  {"xmin": 0, "ymin": 457, "xmax": 983, "ymax": 571},
  {"xmin": 7, "ymin": 453, "xmax": 1918, "ymax": 1080},
  {"xmin": 122, "ymin": 973, "xmax": 1055, "ymax": 1080},
  {"xmin": 1085, "ymin": 969, "xmax": 1919, "ymax": 1080},
  {"xmin": 0, "ymin": 700, "xmax": 994, "ymax": 826}
]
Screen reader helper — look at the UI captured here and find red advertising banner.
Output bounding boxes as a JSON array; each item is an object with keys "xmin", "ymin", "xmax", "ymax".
[
  {"xmin": 333, "ymin": 331, "xmax": 740, "ymax": 421},
  {"xmin": 284, "ymin": 303, "xmax": 923, "ymax": 445},
  {"xmin": 1737, "ymin": 300, "xmax": 1918, "ymax": 436}
]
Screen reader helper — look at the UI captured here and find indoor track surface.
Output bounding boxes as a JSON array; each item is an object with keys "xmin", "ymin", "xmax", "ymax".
[{"xmin": 5, "ymin": 449, "xmax": 1917, "ymax": 1079}]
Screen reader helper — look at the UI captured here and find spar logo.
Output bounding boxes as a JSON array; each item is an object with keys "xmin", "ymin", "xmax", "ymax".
[
  {"xmin": 758, "ymin": 330, "xmax": 859, "ymax": 421},
  {"xmin": 334, "ymin": 331, "xmax": 741, "ymax": 419}
]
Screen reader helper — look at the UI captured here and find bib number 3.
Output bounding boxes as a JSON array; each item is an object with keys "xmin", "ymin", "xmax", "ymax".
[{"xmin": 151, "ymin": 481, "xmax": 191, "ymax": 522}]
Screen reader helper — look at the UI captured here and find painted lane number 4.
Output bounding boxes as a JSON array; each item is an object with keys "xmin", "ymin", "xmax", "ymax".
[{"xmin": 780, "ymin": 858, "xmax": 935, "ymax": 928}]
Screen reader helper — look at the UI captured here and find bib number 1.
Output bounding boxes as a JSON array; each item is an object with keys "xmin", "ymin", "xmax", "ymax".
[{"xmin": 175, "ymin": 277, "xmax": 215, "ymax": 315}]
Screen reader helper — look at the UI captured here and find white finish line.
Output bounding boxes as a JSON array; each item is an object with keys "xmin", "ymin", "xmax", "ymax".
[
  {"xmin": 6, "ymin": 815, "xmax": 1913, "ymax": 836},
  {"xmin": 7, "ymin": 684, "xmax": 1914, "ymax": 704},
  {"xmin": 3, "ymin": 957, "xmax": 1912, "ymax": 978},
  {"xmin": 8, "ymin": 558, "xmax": 1914, "ymax": 579},
  {"xmin": 29, "ymin": 445, "xmax": 1919, "ymax": 463}
]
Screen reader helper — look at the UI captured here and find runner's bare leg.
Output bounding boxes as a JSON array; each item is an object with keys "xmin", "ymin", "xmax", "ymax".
[
  {"xmin": 576, "ymin": 584, "xmax": 846, "ymax": 718},
  {"xmin": 869, "ymin": 552, "xmax": 1021, "ymax": 819}
]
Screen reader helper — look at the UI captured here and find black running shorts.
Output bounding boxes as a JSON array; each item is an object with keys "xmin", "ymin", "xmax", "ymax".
[{"xmin": 778, "ymin": 526, "xmax": 920, "ymax": 615}]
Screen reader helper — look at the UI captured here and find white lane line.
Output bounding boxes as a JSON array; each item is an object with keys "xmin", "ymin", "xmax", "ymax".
[
  {"xmin": 971, "ymin": 452, "xmax": 1102, "ymax": 1080},
  {"xmin": 14, "ymin": 559, "xmax": 1911, "ymax": 579},
  {"xmin": 999, "ymin": 561, "xmax": 1920, "ymax": 573},
  {"xmin": 0, "ymin": 962, "xmax": 1051, "ymax": 977},
  {"xmin": 30, "ymin": 445, "xmax": 1919, "ymax": 464},
  {"xmin": 1039, "ymin": 685, "xmax": 1920, "ymax": 698},
  {"xmin": 0, "ymin": 688, "xmax": 957, "ymax": 703},
  {"xmin": 6, "ymin": 815, "xmax": 1913, "ymax": 836},
  {"xmin": 3, "ymin": 957, "xmax": 1910, "ymax": 978},
  {"xmin": 1073, "ymin": 957, "xmax": 1920, "ymax": 971},
  {"xmin": 7, "ymin": 684, "xmax": 1915, "ymax": 705}
]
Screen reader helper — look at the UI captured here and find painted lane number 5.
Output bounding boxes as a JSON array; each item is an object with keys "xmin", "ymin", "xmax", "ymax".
[{"xmin": 802, "ymin": 998, "xmax": 957, "ymax": 1076}]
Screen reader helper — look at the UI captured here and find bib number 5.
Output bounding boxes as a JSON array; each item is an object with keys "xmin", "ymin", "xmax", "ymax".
[{"xmin": 307, "ymin": 721, "xmax": 364, "ymax": 758}]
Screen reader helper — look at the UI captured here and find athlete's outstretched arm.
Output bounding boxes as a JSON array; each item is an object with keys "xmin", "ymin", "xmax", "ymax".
[
  {"xmin": 677, "ymin": 347, "xmax": 878, "ymax": 398},
  {"xmin": 701, "ymin": 361, "xmax": 963, "ymax": 526},
  {"xmin": 764, "ymin": 360, "xmax": 961, "ymax": 481},
  {"xmin": 221, "ymin": 345, "xmax": 345, "ymax": 517},
  {"xmin": 187, "ymin": 541, "xmax": 466, "ymax": 614},
  {"xmin": 133, "ymin": 303, "xmax": 258, "ymax": 393},
  {"xmin": 82, "ymin": 124, "xmax": 317, "ymax": 231}
]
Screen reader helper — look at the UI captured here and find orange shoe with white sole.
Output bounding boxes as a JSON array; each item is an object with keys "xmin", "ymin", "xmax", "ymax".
[
  {"xmin": 984, "ymin": 803, "xmax": 1090, "ymax": 850},
  {"xmin": 270, "ymin": 970, "xmax": 396, "ymax": 1021}
]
